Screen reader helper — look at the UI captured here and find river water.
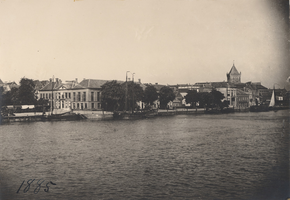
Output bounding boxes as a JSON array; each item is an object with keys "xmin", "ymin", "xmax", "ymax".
[{"xmin": 0, "ymin": 110, "xmax": 289, "ymax": 200}]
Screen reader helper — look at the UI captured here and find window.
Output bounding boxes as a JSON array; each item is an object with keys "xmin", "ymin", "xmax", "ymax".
[
  {"xmin": 98, "ymin": 103, "xmax": 101, "ymax": 109},
  {"xmin": 77, "ymin": 103, "xmax": 79, "ymax": 109},
  {"xmin": 78, "ymin": 92, "xmax": 81, "ymax": 101},
  {"xmin": 91, "ymin": 103, "xmax": 94, "ymax": 109},
  {"xmin": 97, "ymin": 92, "xmax": 100, "ymax": 101},
  {"xmin": 62, "ymin": 93, "xmax": 64, "ymax": 99},
  {"xmin": 73, "ymin": 92, "xmax": 76, "ymax": 101},
  {"xmin": 83, "ymin": 92, "xmax": 86, "ymax": 102},
  {"xmin": 81, "ymin": 103, "xmax": 83, "ymax": 110},
  {"xmin": 46, "ymin": 93, "xmax": 48, "ymax": 99},
  {"xmin": 85, "ymin": 103, "xmax": 87, "ymax": 109},
  {"xmin": 91, "ymin": 92, "xmax": 94, "ymax": 101},
  {"xmin": 69, "ymin": 93, "xmax": 71, "ymax": 99},
  {"xmin": 65, "ymin": 93, "xmax": 67, "ymax": 99},
  {"xmin": 62, "ymin": 101, "xmax": 64, "ymax": 109}
]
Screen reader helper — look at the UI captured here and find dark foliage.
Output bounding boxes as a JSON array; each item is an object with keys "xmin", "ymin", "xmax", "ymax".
[
  {"xmin": 18, "ymin": 78, "xmax": 37, "ymax": 105},
  {"xmin": 143, "ymin": 85, "xmax": 158, "ymax": 106},
  {"xmin": 101, "ymin": 80, "xmax": 125, "ymax": 111},
  {"xmin": 159, "ymin": 86, "xmax": 175, "ymax": 109},
  {"xmin": 122, "ymin": 81, "xmax": 144, "ymax": 111}
]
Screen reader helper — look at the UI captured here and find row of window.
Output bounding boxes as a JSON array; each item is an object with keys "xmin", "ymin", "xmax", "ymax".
[
  {"xmin": 40, "ymin": 91, "xmax": 100, "ymax": 102},
  {"xmin": 52, "ymin": 101, "xmax": 102, "ymax": 110},
  {"xmin": 238, "ymin": 97, "xmax": 248, "ymax": 101},
  {"xmin": 72, "ymin": 102, "xmax": 101, "ymax": 110}
]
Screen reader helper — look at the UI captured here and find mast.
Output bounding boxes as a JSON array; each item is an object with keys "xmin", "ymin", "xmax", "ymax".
[
  {"xmin": 125, "ymin": 71, "xmax": 129, "ymax": 112},
  {"xmin": 51, "ymin": 76, "xmax": 54, "ymax": 115},
  {"xmin": 132, "ymin": 73, "xmax": 135, "ymax": 114}
]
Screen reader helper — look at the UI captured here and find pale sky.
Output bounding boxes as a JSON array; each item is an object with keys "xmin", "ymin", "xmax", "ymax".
[{"xmin": 0, "ymin": 0, "xmax": 289, "ymax": 89}]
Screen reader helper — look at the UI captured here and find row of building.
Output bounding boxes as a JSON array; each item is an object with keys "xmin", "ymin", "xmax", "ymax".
[{"xmin": 1, "ymin": 65, "xmax": 288, "ymax": 111}]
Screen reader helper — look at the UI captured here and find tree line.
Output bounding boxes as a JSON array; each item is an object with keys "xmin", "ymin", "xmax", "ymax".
[
  {"xmin": 184, "ymin": 90, "xmax": 229, "ymax": 111},
  {"xmin": 0, "ymin": 78, "xmax": 48, "ymax": 109},
  {"xmin": 101, "ymin": 80, "xmax": 228, "ymax": 111},
  {"xmin": 100, "ymin": 81, "xmax": 176, "ymax": 111}
]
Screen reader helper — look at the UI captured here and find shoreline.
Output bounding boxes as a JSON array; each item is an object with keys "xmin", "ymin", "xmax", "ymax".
[{"xmin": 1, "ymin": 107, "xmax": 288, "ymax": 124}]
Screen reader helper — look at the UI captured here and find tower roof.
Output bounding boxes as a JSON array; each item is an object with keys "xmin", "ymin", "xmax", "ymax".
[{"xmin": 228, "ymin": 64, "xmax": 240, "ymax": 75}]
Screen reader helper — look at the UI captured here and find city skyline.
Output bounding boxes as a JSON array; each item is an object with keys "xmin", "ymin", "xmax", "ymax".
[{"xmin": 0, "ymin": 0, "xmax": 289, "ymax": 89}]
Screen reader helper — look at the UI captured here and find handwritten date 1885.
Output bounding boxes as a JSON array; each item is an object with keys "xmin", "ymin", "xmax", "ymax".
[{"xmin": 16, "ymin": 179, "xmax": 56, "ymax": 194}]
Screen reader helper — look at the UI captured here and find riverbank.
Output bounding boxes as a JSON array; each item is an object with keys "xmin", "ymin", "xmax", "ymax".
[{"xmin": 1, "ymin": 107, "xmax": 288, "ymax": 123}]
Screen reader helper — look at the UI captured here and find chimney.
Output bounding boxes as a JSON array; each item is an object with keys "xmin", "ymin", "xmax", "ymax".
[
  {"xmin": 49, "ymin": 78, "xmax": 52, "ymax": 83},
  {"xmin": 56, "ymin": 78, "xmax": 59, "ymax": 83},
  {"xmin": 155, "ymin": 83, "xmax": 158, "ymax": 85},
  {"xmin": 75, "ymin": 78, "xmax": 78, "ymax": 83},
  {"xmin": 138, "ymin": 79, "xmax": 141, "ymax": 83},
  {"xmin": 128, "ymin": 78, "xmax": 131, "ymax": 81}
]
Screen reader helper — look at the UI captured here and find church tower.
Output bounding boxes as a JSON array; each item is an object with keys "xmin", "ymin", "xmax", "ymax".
[{"xmin": 227, "ymin": 63, "xmax": 241, "ymax": 83}]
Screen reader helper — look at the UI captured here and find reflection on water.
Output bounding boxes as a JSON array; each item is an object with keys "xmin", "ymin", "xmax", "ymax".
[{"xmin": 0, "ymin": 110, "xmax": 289, "ymax": 200}]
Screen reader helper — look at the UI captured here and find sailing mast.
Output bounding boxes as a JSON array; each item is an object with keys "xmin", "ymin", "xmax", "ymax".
[{"xmin": 51, "ymin": 76, "xmax": 54, "ymax": 115}]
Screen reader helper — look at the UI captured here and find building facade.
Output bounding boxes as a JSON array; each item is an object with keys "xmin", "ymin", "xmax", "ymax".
[{"xmin": 38, "ymin": 78, "xmax": 107, "ymax": 112}]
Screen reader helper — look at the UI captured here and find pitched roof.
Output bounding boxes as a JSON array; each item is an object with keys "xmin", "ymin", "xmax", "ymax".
[
  {"xmin": 79, "ymin": 79, "xmax": 112, "ymax": 89},
  {"xmin": 236, "ymin": 89, "xmax": 248, "ymax": 95},
  {"xmin": 0, "ymin": 79, "xmax": 3, "ymax": 84},
  {"xmin": 40, "ymin": 81, "xmax": 63, "ymax": 91},
  {"xmin": 228, "ymin": 64, "xmax": 240, "ymax": 75}
]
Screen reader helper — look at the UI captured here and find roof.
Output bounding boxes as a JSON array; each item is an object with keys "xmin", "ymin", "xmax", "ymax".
[
  {"xmin": 269, "ymin": 88, "xmax": 287, "ymax": 96},
  {"xmin": 236, "ymin": 89, "xmax": 248, "ymax": 95},
  {"xmin": 211, "ymin": 82, "xmax": 231, "ymax": 88},
  {"xmin": 228, "ymin": 64, "xmax": 240, "ymax": 75},
  {"xmin": 40, "ymin": 81, "xmax": 63, "ymax": 91},
  {"xmin": 79, "ymin": 79, "xmax": 109, "ymax": 89},
  {"xmin": 78, "ymin": 79, "xmax": 124, "ymax": 89},
  {"xmin": 0, "ymin": 79, "xmax": 3, "ymax": 85}
]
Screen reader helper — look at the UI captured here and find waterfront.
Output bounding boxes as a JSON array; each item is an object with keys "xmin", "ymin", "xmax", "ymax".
[{"xmin": 0, "ymin": 110, "xmax": 289, "ymax": 200}]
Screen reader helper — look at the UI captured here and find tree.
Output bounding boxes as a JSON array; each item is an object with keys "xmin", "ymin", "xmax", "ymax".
[
  {"xmin": 185, "ymin": 90, "xmax": 200, "ymax": 110},
  {"xmin": 143, "ymin": 85, "xmax": 158, "ymax": 107},
  {"xmin": 101, "ymin": 80, "xmax": 125, "ymax": 111},
  {"xmin": 122, "ymin": 81, "xmax": 144, "ymax": 111},
  {"xmin": 220, "ymin": 100, "xmax": 229, "ymax": 110},
  {"xmin": 18, "ymin": 78, "xmax": 36, "ymax": 105},
  {"xmin": 210, "ymin": 89, "xmax": 225, "ymax": 109},
  {"xmin": 198, "ymin": 92, "xmax": 213, "ymax": 110},
  {"xmin": 198, "ymin": 90, "xmax": 225, "ymax": 110},
  {"xmin": 2, "ymin": 87, "xmax": 20, "ymax": 105},
  {"xmin": 159, "ymin": 86, "xmax": 175, "ymax": 109}
]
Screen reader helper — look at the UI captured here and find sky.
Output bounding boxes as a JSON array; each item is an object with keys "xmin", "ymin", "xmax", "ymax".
[{"xmin": 0, "ymin": 0, "xmax": 289, "ymax": 89}]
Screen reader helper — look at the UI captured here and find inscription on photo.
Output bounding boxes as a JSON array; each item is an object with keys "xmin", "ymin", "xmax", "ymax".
[{"xmin": 16, "ymin": 179, "xmax": 56, "ymax": 194}]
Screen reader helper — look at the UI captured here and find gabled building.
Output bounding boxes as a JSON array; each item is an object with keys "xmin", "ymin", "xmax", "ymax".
[{"xmin": 38, "ymin": 78, "xmax": 109, "ymax": 112}]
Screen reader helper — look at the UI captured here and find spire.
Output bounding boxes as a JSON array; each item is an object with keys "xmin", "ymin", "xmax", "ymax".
[{"xmin": 229, "ymin": 63, "xmax": 239, "ymax": 75}]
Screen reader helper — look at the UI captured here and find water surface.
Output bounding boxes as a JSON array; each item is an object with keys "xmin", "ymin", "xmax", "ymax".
[{"xmin": 0, "ymin": 110, "xmax": 289, "ymax": 199}]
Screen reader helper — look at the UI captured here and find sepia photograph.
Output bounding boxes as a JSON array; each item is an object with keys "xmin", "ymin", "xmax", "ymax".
[{"xmin": 0, "ymin": 0, "xmax": 289, "ymax": 199}]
